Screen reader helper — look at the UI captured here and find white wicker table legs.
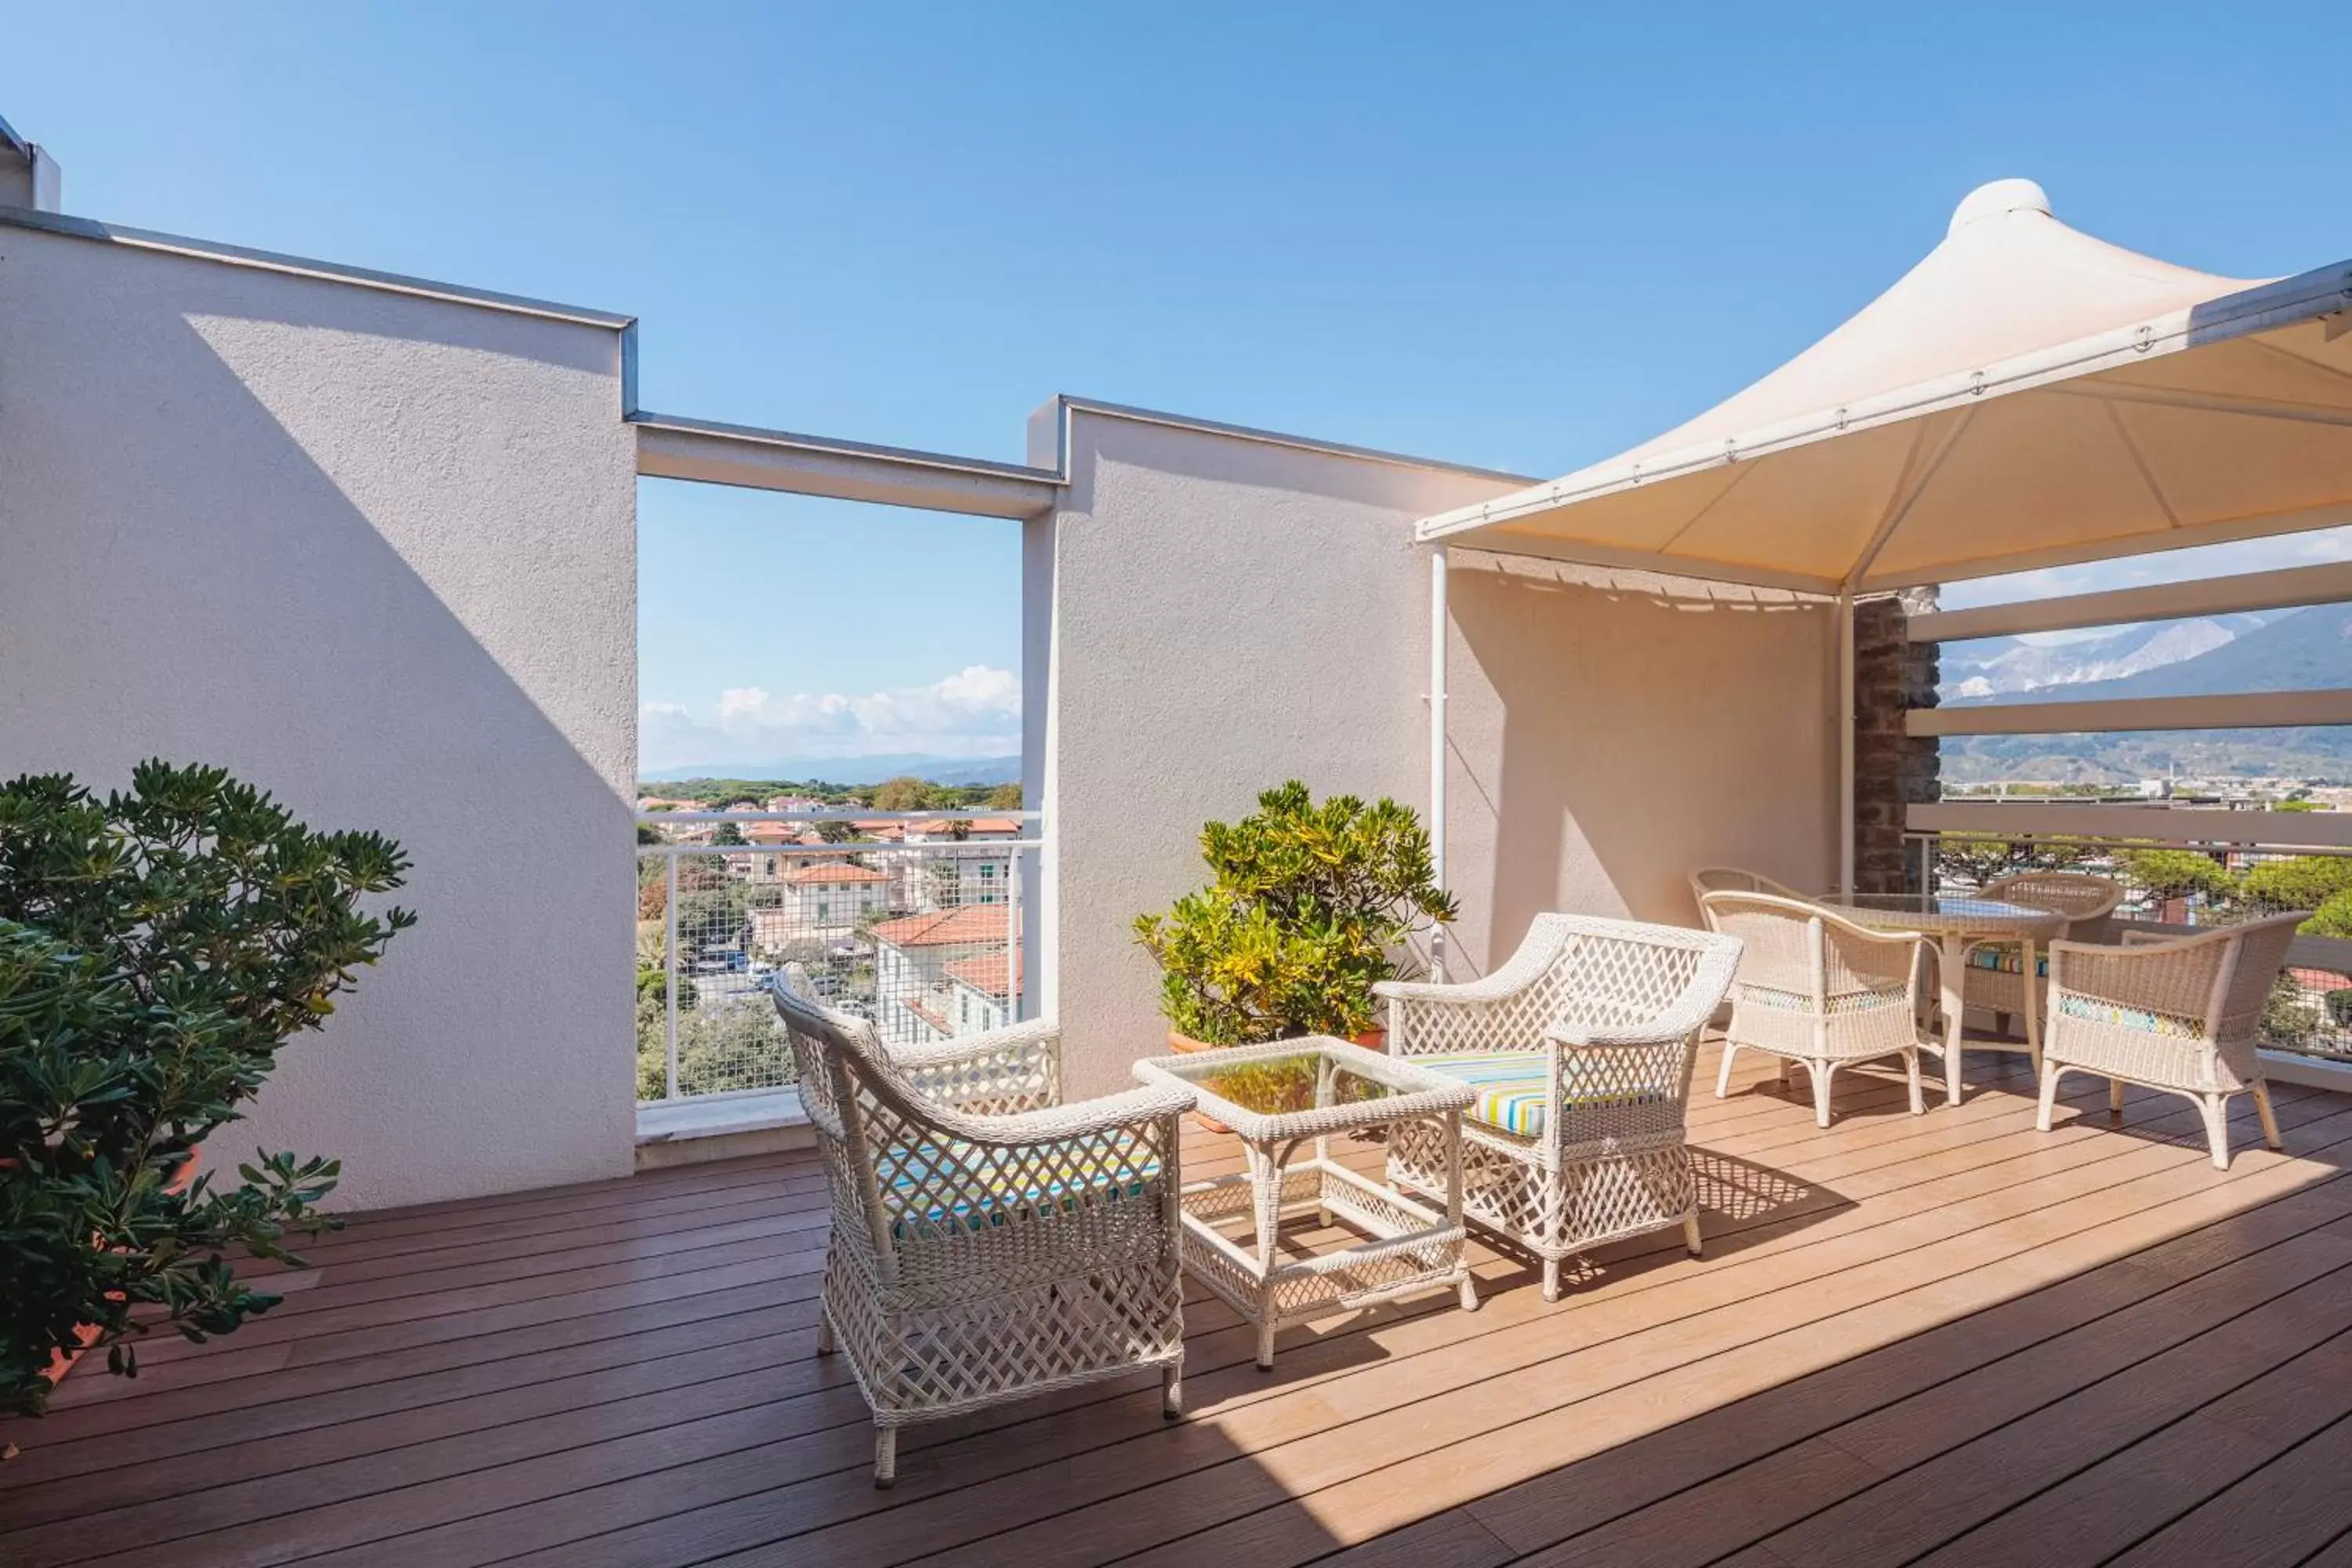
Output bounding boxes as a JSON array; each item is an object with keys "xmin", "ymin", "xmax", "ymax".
[
  {"xmin": 1928, "ymin": 931, "xmax": 2042, "ymax": 1104},
  {"xmin": 1177, "ymin": 1113, "xmax": 1479, "ymax": 1370}
]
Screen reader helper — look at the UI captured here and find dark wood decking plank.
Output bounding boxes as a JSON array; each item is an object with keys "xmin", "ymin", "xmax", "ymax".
[
  {"xmin": 1441, "ymin": 1178, "xmax": 2352, "ymax": 1561},
  {"xmin": 2103, "ymin": 1407, "xmax": 2352, "ymax": 1568},
  {"xmin": 963, "ymin": 1107, "xmax": 2352, "ymax": 1568},
  {"xmin": 369, "ymin": 1081, "xmax": 2209, "ymax": 1566},
  {"xmin": 1541, "ymin": 1249, "xmax": 2352, "ymax": 1568},
  {"xmin": 1907, "ymin": 1327, "xmax": 2352, "ymax": 1566},
  {"xmin": 353, "ymin": 1078, "xmax": 2307, "ymax": 1568}
]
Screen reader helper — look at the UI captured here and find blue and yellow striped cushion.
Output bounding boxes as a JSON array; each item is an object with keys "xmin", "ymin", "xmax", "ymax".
[
  {"xmin": 1411, "ymin": 1052, "xmax": 1662, "ymax": 1139},
  {"xmin": 1966, "ymin": 946, "xmax": 2049, "ymax": 978},
  {"xmin": 884, "ymin": 1145, "xmax": 1157, "ymax": 1238}
]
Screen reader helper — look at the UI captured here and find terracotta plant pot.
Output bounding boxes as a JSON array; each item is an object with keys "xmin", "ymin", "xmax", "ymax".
[{"xmin": 24, "ymin": 1145, "xmax": 204, "ymax": 1396}]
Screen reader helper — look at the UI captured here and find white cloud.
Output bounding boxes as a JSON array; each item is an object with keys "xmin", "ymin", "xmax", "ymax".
[{"xmin": 641, "ymin": 666, "xmax": 1020, "ymax": 771}]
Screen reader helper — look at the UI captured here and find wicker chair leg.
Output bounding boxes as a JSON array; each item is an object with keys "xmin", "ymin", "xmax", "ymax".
[
  {"xmin": 2108, "ymin": 1078, "xmax": 2126, "ymax": 1116},
  {"xmin": 2035, "ymin": 1060, "xmax": 2064, "ymax": 1133},
  {"xmin": 1682, "ymin": 1211, "xmax": 1704, "ymax": 1257},
  {"xmin": 1903, "ymin": 1047, "xmax": 1925, "ymax": 1116},
  {"xmin": 1809, "ymin": 1062, "xmax": 1835, "ymax": 1129},
  {"xmin": 2253, "ymin": 1080, "xmax": 2283, "ymax": 1152},
  {"xmin": 1542, "ymin": 1254, "xmax": 1563, "ymax": 1304},
  {"xmin": 873, "ymin": 1425, "xmax": 898, "ymax": 1490},
  {"xmin": 815, "ymin": 1312, "xmax": 836, "ymax": 1356},
  {"xmin": 1994, "ymin": 1011, "xmax": 2011, "ymax": 1039},
  {"xmin": 1161, "ymin": 1363, "xmax": 1183, "ymax": 1420},
  {"xmin": 1255, "ymin": 1318, "xmax": 1277, "ymax": 1372},
  {"xmin": 1459, "ymin": 1273, "xmax": 1483, "ymax": 1312},
  {"xmin": 2199, "ymin": 1094, "xmax": 2232, "ymax": 1171},
  {"xmin": 1715, "ymin": 1041, "xmax": 1739, "ymax": 1098}
]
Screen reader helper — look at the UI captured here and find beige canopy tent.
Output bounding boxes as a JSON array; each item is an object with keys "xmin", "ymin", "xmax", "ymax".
[
  {"xmin": 1421, "ymin": 180, "xmax": 2352, "ymax": 594},
  {"xmin": 1415, "ymin": 179, "xmax": 2352, "ymax": 927}
]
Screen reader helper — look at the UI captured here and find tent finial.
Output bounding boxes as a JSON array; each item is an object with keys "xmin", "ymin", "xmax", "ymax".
[{"xmin": 1949, "ymin": 178, "xmax": 2051, "ymax": 236}]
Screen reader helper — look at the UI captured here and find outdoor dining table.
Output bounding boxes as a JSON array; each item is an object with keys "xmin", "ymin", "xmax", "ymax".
[{"xmin": 1810, "ymin": 891, "xmax": 2069, "ymax": 1106}]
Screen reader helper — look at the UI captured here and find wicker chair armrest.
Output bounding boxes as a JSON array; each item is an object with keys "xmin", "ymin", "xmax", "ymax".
[
  {"xmin": 920, "ymin": 1083, "xmax": 1195, "ymax": 1149},
  {"xmin": 1543, "ymin": 1020, "xmax": 1693, "ymax": 1053},
  {"xmin": 884, "ymin": 1019, "xmax": 1063, "ymax": 1111},
  {"xmin": 2117, "ymin": 929, "xmax": 2175, "ymax": 948},
  {"xmin": 1375, "ymin": 971, "xmax": 1535, "ymax": 1006}
]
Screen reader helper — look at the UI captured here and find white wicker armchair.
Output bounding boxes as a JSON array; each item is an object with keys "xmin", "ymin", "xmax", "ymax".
[
  {"xmin": 2034, "ymin": 911, "xmax": 2307, "ymax": 1170},
  {"xmin": 1697, "ymin": 891, "xmax": 1933, "ymax": 1129},
  {"xmin": 1374, "ymin": 915, "xmax": 1743, "ymax": 1302},
  {"xmin": 771, "ymin": 967, "xmax": 1193, "ymax": 1487},
  {"xmin": 1964, "ymin": 872, "xmax": 2126, "ymax": 1043}
]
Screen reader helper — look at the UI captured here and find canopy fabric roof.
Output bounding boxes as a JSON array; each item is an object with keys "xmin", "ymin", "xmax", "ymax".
[{"xmin": 1420, "ymin": 180, "xmax": 2352, "ymax": 593}]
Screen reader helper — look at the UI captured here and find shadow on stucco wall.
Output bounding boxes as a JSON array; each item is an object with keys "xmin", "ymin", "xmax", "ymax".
[
  {"xmin": 0, "ymin": 227, "xmax": 638, "ymax": 1207},
  {"xmin": 1447, "ymin": 553, "xmax": 1836, "ymax": 976}
]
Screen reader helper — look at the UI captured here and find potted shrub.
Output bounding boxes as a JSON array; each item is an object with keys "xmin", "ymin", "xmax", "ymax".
[
  {"xmin": 1134, "ymin": 782, "xmax": 1453, "ymax": 1127},
  {"xmin": 0, "ymin": 762, "xmax": 412, "ymax": 1417}
]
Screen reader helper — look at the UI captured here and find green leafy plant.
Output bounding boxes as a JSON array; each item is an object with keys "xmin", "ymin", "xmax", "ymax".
[
  {"xmin": 0, "ymin": 761, "xmax": 412, "ymax": 1415},
  {"xmin": 2239, "ymin": 855, "xmax": 2352, "ymax": 916},
  {"xmin": 2115, "ymin": 848, "xmax": 2238, "ymax": 913},
  {"xmin": 1134, "ymin": 782, "xmax": 1454, "ymax": 1045}
]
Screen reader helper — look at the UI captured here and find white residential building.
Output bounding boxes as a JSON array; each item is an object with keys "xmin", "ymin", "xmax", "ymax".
[{"xmin": 868, "ymin": 904, "xmax": 1018, "ymax": 1044}]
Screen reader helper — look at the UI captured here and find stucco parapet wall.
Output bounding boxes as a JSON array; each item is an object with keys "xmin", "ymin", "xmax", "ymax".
[{"xmin": 0, "ymin": 204, "xmax": 638, "ymax": 408}]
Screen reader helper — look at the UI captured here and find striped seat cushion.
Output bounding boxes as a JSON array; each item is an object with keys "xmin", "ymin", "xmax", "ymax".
[
  {"xmin": 2053, "ymin": 995, "xmax": 2201, "ymax": 1039},
  {"xmin": 884, "ymin": 1145, "xmax": 1157, "ymax": 1238},
  {"xmin": 1966, "ymin": 946, "xmax": 2049, "ymax": 978},
  {"xmin": 1412, "ymin": 1052, "xmax": 1665, "ymax": 1139}
]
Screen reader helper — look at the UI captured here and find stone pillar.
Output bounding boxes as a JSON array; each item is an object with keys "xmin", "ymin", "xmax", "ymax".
[{"xmin": 1852, "ymin": 590, "xmax": 1940, "ymax": 894}]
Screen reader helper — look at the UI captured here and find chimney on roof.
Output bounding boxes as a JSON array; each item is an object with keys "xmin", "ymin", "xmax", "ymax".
[{"xmin": 0, "ymin": 111, "xmax": 63, "ymax": 212}]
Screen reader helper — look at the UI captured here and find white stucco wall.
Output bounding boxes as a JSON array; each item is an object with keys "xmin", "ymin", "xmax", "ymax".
[
  {"xmin": 0, "ymin": 222, "xmax": 639, "ymax": 1209},
  {"xmin": 1025, "ymin": 401, "xmax": 1837, "ymax": 1096}
]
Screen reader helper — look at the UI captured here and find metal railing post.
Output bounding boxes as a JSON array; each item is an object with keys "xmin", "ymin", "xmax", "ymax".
[
  {"xmin": 663, "ymin": 853, "xmax": 681, "ymax": 1102},
  {"xmin": 1009, "ymin": 846, "xmax": 1025, "ymax": 1023}
]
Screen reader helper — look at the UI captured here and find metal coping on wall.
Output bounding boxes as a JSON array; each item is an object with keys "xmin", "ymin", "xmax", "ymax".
[
  {"xmin": 1042, "ymin": 394, "xmax": 1542, "ymax": 488},
  {"xmin": 627, "ymin": 409, "xmax": 1065, "ymax": 487},
  {"xmin": 0, "ymin": 113, "xmax": 30, "ymax": 160},
  {"xmin": 0, "ymin": 205, "xmax": 637, "ymax": 332}
]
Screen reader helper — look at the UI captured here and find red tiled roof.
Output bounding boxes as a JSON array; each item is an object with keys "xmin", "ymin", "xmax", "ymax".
[
  {"xmin": 868, "ymin": 905, "xmax": 1017, "ymax": 948},
  {"xmin": 944, "ymin": 950, "xmax": 1021, "ymax": 1000},
  {"xmin": 906, "ymin": 997, "xmax": 952, "ymax": 1033},
  {"xmin": 906, "ymin": 817, "xmax": 1023, "ymax": 839},
  {"xmin": 786, "ymin": 862, "xmax": 889, "ymax": 886}
]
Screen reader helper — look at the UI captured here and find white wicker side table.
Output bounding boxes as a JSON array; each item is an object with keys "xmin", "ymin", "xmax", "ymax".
[{"xmin": 1133, "ymin": 1036, "xmax": 1479, "ymax": 1370}]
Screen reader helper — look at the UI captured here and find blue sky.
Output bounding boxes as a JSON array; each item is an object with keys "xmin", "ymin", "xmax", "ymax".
[{"xmin": 7, "ymin": 3, "xmax": 2346, "ymax": 769}]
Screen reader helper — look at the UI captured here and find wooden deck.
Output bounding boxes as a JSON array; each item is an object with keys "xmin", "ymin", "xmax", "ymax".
[{"xmin": 9, "ymin": 1047, "xmax": 2352, "ymax": 1566}]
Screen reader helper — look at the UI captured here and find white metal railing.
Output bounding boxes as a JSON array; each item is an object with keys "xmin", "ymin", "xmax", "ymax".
[
  {"xmin": 636, "ymin": 811, "xmax": 1040, "ymax": 1105},
  {"xmin": 1903, "ymin": 826, "xmax": 2352, "ymax": 1062}
]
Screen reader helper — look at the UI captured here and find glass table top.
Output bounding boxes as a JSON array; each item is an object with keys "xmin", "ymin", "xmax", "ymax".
[
  {"xmin": 1809, "ymin": 891, "xmax": 2070, "ymax": 930},
  {"xmin": 1153, "ymin": 1050, "xmax": 1397, "ymax": 1117}
]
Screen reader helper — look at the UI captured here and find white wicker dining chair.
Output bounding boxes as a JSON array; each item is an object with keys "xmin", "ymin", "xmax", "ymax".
[
  {"xmin": 2034, "ymin": 910, "xmax": 2307, "ymax": 1170},
  {"xmin": 1697, "ymin": 891, "xmax": 1932, "ymax": 1130},
  {"xmin": 1689, "ymin": 866, "xmax": 1809, "ymax": 905},
  {"xmin": 771, "ymin": 967, "xmax": 1192, "ymax": 1486},
  {"xmin": 1964, "ymin": 871, "xmax": 2126, "ymax": 1041},
  {"xmin": 1374, "ymin": 915, "xmax": 1744, "ymax": 1302}
]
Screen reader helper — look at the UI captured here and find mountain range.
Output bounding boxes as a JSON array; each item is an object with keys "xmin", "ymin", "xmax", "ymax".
[
  {"xmin": 640, "ymin": 753, "xmax": 1022, "ymax": 788},
  {"xmin": 1940, "ymin": 604, "xmax": 2352, "ymax": 783}
]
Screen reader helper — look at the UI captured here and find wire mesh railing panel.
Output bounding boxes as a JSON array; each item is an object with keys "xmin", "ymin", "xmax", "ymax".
[
  {"xmin": 1906, "ymin": 830, "xmax": 2352, "ymax": 1062},
  {"xmin": 637, "ymin": 813, "xmax": 1036, "ymax": 1103}
]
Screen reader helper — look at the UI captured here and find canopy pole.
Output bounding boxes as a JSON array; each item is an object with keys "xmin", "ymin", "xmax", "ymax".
[
  {"xmin": 1837, "ymin": 591, "xmax": 1857, "ymax": 893},
  {"xmin": 1428, "ymin": 546, "xmax": 1449, "ymax": 982}
]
